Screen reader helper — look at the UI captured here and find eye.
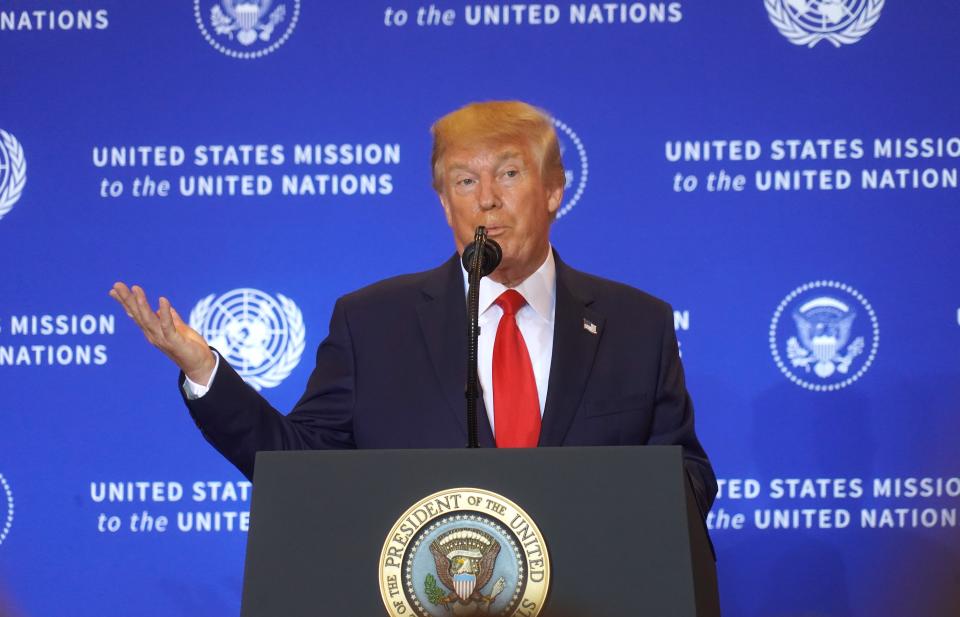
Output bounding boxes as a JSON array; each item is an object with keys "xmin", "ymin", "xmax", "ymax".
[{"xmin": 500, "ymin": 166, "xmax": 524, "ymax": 183}]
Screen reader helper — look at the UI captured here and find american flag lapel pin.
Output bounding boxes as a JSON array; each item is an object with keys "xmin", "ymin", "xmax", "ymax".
[{"xmin": 583, "ymin": 318, "xmax": 598, "ymax": 335}]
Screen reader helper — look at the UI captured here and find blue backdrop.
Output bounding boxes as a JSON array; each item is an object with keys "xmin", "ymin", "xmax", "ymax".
[{"xmin": 1, "ymin": 1, "xmax": 958, "ymax": 615}]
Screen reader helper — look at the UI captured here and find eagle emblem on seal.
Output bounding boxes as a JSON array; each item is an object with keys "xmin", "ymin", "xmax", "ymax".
[{"xmin": 425, "ymin": 529, "xmax": 507, "ymax": 615}]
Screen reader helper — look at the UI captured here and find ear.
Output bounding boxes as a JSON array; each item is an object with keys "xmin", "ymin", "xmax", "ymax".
[{"xmin": 546, "ymin": 183, "xmax": 563, "ymax": 217}]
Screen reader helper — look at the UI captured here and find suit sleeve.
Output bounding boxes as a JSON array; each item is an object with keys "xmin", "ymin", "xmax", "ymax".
[
  {"xmin": 647, "ymin": 303, "xmax": 717, "ymax": 517},
  {"xmin": 180, "ymin": 298, "xmax": 357, "ymax": 479}
]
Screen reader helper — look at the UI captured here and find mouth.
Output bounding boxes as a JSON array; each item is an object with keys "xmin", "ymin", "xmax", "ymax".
[{"xmin": 484, "ymin": 226, "xmax": 508, "ymax": 238}]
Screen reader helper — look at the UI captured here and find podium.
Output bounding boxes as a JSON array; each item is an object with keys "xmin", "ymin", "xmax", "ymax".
[{"xmin": 240, "ymin": 446, "xmax": 719, "ymax": 617}]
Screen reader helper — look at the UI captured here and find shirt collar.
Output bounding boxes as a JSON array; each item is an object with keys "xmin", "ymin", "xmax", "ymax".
[{"xmin": 461, "ymin": 245, "xmax": 557, "ymax": 322}]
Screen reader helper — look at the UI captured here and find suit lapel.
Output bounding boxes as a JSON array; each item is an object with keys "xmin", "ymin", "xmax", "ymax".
[
  {"xmin": 538, "ymin": 254, "xmax": 604, "ymax": 446},
  {"xmin": 416, "ymin": 255, "xmax": 496, "ymax": 448}
]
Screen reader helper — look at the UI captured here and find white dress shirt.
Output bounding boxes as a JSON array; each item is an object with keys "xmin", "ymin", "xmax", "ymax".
[
  {"xmin": 464, "ymin": 248, "xmax": 556, "ymax": 436},
  {"xmin": 182, "ymin": 352, "xmax": 218, "ymax": 399},
  {"xmin": 184, "ymin": 249, "xmax": 559, "ymax": 440}
]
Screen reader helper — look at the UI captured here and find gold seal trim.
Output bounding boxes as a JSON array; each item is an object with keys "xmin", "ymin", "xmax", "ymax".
[{"xmin": 379, "ymin": 487, "xmax": 550, "ymax": 617}]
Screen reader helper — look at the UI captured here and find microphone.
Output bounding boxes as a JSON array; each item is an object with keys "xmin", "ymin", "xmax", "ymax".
[
  {"xmin": 461, "ymin": 230, "xmax": 502, "ymax": 277},
  {"xmin": 463, "ymin": 226, "xmax": 501, "ymax": 448}
]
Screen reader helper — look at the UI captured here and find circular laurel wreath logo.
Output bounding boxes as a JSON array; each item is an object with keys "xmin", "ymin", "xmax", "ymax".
[
  {"xmin": 194, "ymin": 0, "xmax": 300, "ymax": 59},
  {"xmin": 380, "ymin": 488, "xmax": 550, "ymax": 617},
  {"xmin": 0, "ymin": 473, "xmax": 14, "ymax": 547},
  {"xmin": 0, "ymin": 129, "xmax": 27, "ymax": 223},
  {"xmin": 552, "ymin": 117, "xmax": 588, "ymax": 220},
  {"xmin": 765, "ymin": 0, "xmax": 884, "ymax": 48},
  {"xmin": 189, "ymin": 288, "xmax": 305, "ymax": 390},
  {"xmin": 769, "ymin": 280, "xmax": 880, "ymax": 392}
]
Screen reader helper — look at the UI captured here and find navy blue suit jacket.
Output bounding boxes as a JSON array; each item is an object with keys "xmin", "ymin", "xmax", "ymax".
[{"xmin": 182, "ymin": 251, "xmax": 717, "ymax": 515}]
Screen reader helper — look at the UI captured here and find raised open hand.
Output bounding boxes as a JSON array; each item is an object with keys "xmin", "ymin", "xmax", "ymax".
[{"xmin": 109, "ymin": 282, "xmax": 217, "ymax": 384}]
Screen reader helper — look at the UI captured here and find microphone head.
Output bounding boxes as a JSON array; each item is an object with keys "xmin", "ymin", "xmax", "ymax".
[{"xmin": 461, "ymin": 237, "xmax": 502, "ymax": 278}]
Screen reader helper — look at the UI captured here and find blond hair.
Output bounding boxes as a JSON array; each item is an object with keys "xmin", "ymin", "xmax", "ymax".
[{"xmin": 430, "ymin": 100, "xmax": 565, "ymax": 192}]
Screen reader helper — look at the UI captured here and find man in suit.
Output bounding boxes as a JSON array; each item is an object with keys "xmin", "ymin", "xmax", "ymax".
[{"xmin": 109, "ymin": 100, "xmax": 716, "ymax": 516}]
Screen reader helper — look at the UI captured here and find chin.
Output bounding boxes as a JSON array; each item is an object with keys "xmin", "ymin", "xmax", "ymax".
[{"xmin": 495, "ymin": 259, "xmax": 520, "ymax": 278}]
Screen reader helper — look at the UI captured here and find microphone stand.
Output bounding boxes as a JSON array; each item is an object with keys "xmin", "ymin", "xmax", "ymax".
[{"xmin": 465, "ymin": 227, "xmax": 488, "ymax": 448}]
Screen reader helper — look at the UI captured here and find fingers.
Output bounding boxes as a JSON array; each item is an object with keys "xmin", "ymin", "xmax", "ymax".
[
  {"xmin": 109, "ymin": 283, "xmax": 207, "ymax": 375},
  {"xmin": 169, "ymin": 305, "xmax": 186, "ymax": 327},
  {"xmin": 131, "ymin": 286, "xmax": 162, "ymax": 336},
  {"xmin": 109, "ymin": 282, "xmax": 136, "ymax": 318},
  {"xmin": 112, "ymin": 282, "xmax": 165, "ymax": 345},
  {"xmin": 110, "ymin": 280, "xmax": 200, "ymax": 343},
  {"xmin": 107, "ymin": 289, "xmax": 128, "ymax": 316},
  {"xmin": 157, "ymin": 297, "xmax": 179, "ymax": 340},
  {"xmin": 111, "ymin": 282, "xmax": 149, "ymax": 329}
]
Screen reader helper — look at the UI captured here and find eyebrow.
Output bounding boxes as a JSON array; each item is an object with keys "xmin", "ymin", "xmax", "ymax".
[{"xmin": 446, "ymin": 150, "xmax": 525, "ymax": 173}]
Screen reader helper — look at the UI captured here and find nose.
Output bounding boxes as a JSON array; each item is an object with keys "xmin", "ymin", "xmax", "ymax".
[{"xmin": 477, "ymin": 177, "xmax": 501, "ymax": 211}]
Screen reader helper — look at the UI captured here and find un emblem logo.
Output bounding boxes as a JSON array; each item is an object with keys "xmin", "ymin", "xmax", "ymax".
[
  {"xmin": 195, "ymin": 0, "xmax": 300, "ymax": 59},
  {"xmin": 189, "ymin": 288, "xmax": 305, "ymax": 390},
  {"xmin": 0, "ymin": 129, "xmax": 27, "ymax": 223},
  {"xmin": 552, "ymin": 117, "xmax": 588, "ymax": 220},
  {"xmin": 0, "ymin": 473, "xmax": 14, "ymax": 548},
  {"xmin": 765, "ymin": 0, "xmax": 884, "ymax": 48},
  {"xmin": 770, "ymin": 281, "xmax": 879, "ymax": 392},
  {"xmin": 380, "ymin": 488, "xmax": 550, "ymax": 617}
]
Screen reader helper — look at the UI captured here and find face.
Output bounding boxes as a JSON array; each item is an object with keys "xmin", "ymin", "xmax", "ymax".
[{"xmin": 437, "ymin": 138, "xmax": 563, "ymax": 286}]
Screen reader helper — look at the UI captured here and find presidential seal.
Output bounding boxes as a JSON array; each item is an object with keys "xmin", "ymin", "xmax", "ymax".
[
  {"xmin": 552, "ymin": 117, "xmax": 587, "ymax": 220},
  {"xmin": 194, "ymin": 0, "xmax": 300, "ymax": 59},
  {"xmin": 0, "ymin": 473, "xmax": 14, "ymax": 548},
  {"xmin": 380, "ymin": 488, "xmax": 550, "ymax": 617},
  {"xmin": 770, "ymin": 280, "xmax": 879, "ymax": 392},
  {"xmin": 189, "ymin": 288, "xmax": 305, "ymax": 390}
]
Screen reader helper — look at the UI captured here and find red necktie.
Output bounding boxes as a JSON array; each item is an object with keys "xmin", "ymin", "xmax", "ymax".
[{"xmin": 492, "ymin": 289, "xmax": 541, "ymax": 448}]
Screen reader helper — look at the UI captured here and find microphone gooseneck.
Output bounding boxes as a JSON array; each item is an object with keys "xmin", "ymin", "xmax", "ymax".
[{"xmin": 464, "ymin": 226, "xmax": 502, "ymax": 448}]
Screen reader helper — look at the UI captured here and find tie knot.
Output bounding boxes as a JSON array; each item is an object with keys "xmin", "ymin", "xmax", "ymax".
[{"xmin": 495, "ymin": 289, "xmax": 527, "ymax": 316}]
